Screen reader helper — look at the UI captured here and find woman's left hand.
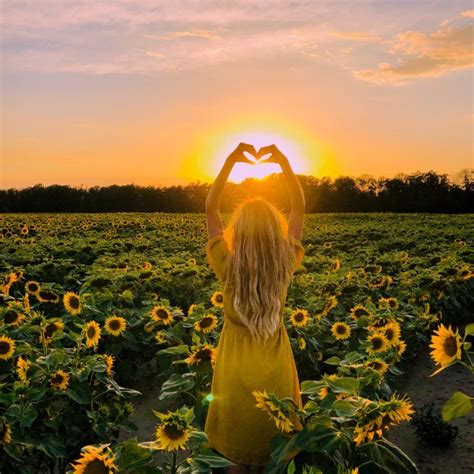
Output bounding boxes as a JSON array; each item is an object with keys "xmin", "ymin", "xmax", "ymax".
[{"xmin": 227, "ymin": 143, "xmax": 259, "ymax": 165}]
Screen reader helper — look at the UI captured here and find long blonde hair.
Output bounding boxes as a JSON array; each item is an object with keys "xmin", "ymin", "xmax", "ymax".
[{"xmin": 222, "ymin": 197, "xmax": 297, "ymax": 345}]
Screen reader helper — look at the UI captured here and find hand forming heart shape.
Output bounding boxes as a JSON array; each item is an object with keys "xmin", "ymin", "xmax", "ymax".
[{"xmin": 233, "ymin": 142, "xmax": 284, "ymax": 166}]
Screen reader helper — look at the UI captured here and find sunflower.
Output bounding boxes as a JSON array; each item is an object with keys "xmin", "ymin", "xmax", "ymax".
[
  {"xmin": 350, "ymin": 305, "xmax": 372, "ymax": 320},
  {"xmin": 16, "ymin": 356, "xmax": 30, "ymax": 383},
  {"xmin": 379, "ymin": 297, "xmax": 399, "ymax": 310},
  {"xmin": 63, "ymin": 291, "xmax": 82, "ymax": 315},
  {"xmin": 184, "ymin": 343, "xmax": 218, "ymax": 368},
  {"xmin": 188, "ymin": 304, "xmax": 197, "ymax": 316},
  {"xmin": 194, "ymin": 313, "xmax": 218, "ymax": 334},
  {"xmin": 42, "ymin": 320, "xmax": 65, "ymax": 344},
  {"xmin": 1, "ymin": 419, "xmax": 12, "ymax": 445},
  {"xmin": 51, "ymin": 369, "xmax": 70, "ymax": 391},
  {"xmin": 382, "ymin": 321, "xmax": 401, "ymax": 346},
  {"xmin": 3, "ymin": 308, "xmax": 25, "ymax": 326},
  {"xmin": 0, "ymin": 336, "xmax": 15, "ymax": 360},
  {"xmin": 25, "ymin": 280, "xmax": 41, "ymax": 295},
  {"xmin": 37, "ymin": 289, "xmax": 60, "ymax": 303},
  {"xmin": 71, "ymin": 445, "xmax": 117, "ymax": 474},
  {"xmin": 155, "ymin": 331, "xmax": 167, "ymax": 344},
  {"xmin": 188, "ymin": 258, "xmax": 197, "ymax": 266},
  {"xmin": 84, "ymin": 321, "xmax": 101, "ymax": 348},
  {"xmin": 330, "ymin": 258, "xmax": 341, "ymax": 272},
  {"xmin": 429, "ymin": 324, "xmax": 462, "ymax": 374},
  {"xmin": 394, "ymin": 339, "xmax": 407, "ymax": 358},
  {"xmin": 104, "ymin": 316, "xmax": 127, "ymax": 336},
  {"xmin": 150, "ymin": 305, "xmax": 174, "ymax": 325},
  {"xmin": 324, "ymin": 295, "xmax": 338, "ymax": 314},
  {"xmin": 289, "ymin": 308, "xmax": 310, "ymax": 328},
  {"xmin": 143, "ymin": 261, "xmax": 153, "ymax": 270},
  {"xmin": 323, "ymin": 242, "xmax": 332, "ymax": 249},
  {"xmin": 366, "ymin": 358, "xmax": 389, "ymax": 375},
  {"xmin": 298, "ymin": 337, "xmax": 306, "ymax": 350},
  {"xmin": 210, "ymin": 291, "xmax": 224, "ymax": 308},
  {"xmin": 331, "ymin": 322, "xmax": 351, "ymax": 341},
  {"xmin": 253, "ymin": 389, "xmax": 295, "ymax": 433},
  {"xmin": 155, "ymin": 416, "xmax": 191, "ymax": 451},
  {"xmin": 366, "ymin": 333, "xmax": 389, "ymax": 355},
  {"xmin": 103, "ymin": 354, "xmax": 115, "ymax": 376}
]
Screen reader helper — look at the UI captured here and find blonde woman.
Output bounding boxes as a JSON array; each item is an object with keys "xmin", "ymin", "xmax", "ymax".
[{"xmin": 204, "ymin": 143, "xmax": 305, "ymax": 473}]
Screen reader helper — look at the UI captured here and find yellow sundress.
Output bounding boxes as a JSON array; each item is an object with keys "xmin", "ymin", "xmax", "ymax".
[{"xmin": 204, "ymin": 231, "xmax": 305, "ymax": 466}]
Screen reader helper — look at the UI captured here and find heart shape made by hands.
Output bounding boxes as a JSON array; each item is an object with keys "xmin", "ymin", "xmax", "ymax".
[{"xmin": 243, "ymin": 148, "xmax": 273, "ymax": 164}]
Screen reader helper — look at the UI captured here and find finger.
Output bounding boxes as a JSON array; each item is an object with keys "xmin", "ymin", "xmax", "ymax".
[
  {"xmin": 239, "ymin": 143, "xmax": 258, "ymax": 157},
  {"xmin": 257, "ymin": 145, "xmax": 275, "ymax": 157}
]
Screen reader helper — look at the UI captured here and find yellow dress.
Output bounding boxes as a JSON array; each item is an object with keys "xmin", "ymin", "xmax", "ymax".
[{"xmin": 204, "ymin": 232, "xmax": 305, "ymax": 466}]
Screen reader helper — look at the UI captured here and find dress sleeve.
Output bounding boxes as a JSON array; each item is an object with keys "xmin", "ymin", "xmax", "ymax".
[
  {"xmin": 290, "ymin": 235, "xmax": 305, "ymax": 271},
  {"xmin": 206, "ymin": 232, "xmax": 229, "ymax": 282}
]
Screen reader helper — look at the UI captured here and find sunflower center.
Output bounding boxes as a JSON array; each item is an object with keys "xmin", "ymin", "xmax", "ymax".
[
  {"xmin": 216, "ymin": 294, "xmax": 223, "ymax": 303},
  {"xmin": 0, "ymin": 342, "xmax": 10, "ymax": 354},
  {"xmin": 385, "ymin": 329, "xmax": 394, "ymax": 340},
  {"xmin": 336, "ymin": 325, "xmax": 347, "ymax": 334},
  {"xmin": 28, "ymin": 283, "xmax": 38, "ymax": 292},
  {"xmin": 5, "ymin": 311, "xmax": 19, "ymax": 324},
  {"xmin": 196, "ymin": 348, "xmax": 211, "ymax": 363},
  {"xmin": 443, "ymin": 336, "xmax": 458, "ymax": 357},
  {"xmin": 372, "ymin": 337, "xmax": 383, "ymax": 350},
  {"xmin": 45, "ymin": 323, "xmax": 58, "ymax": 338},
  {"xmin": 69, "ymin": 297, "xmax": 80, "ymax": 309},
  {"xmin": 389, "ymin": 299, "xmax": 397, "ymax": 308},
  {"xmin": 51, "ymin": 374, "xmax": 64, "ymax": 384},
  {"xmin": 87, "ymin": 327, "xmax": 97, "ymax": 338},
  {"xmin": 200, "ymin": 317, "xmax": 213, "ymax": 328},
  {"xmin": 157, "ymin": 309, "xmax": 169, "ymax": 319},
  {"xmin": 163, "ymin": 423, "xmax": 186, "ymax": 440},
  {"xmin": 83, "ymin": 458, "xmax": 110, "ymax": 474},
  {"xmin": 355, "ymin": 308, "xmax": 369, "ymax": 317},
  {"xmin": 109, "ymin": 320, "xmax": 121, "ymax": 330},
  {"xmin": 294, "ymin": 313, "xmax": 304, "ymax": 322}
]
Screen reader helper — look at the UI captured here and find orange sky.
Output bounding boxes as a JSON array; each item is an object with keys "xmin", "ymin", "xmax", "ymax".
[{"xmin": 1, "ymin": 1, "xmax": 473, "ymax": 189}]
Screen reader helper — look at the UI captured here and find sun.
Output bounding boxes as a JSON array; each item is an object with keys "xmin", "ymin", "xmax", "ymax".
[{"xmin": 213, "ymin": 131, "xmax": 307, "ymax": 183}]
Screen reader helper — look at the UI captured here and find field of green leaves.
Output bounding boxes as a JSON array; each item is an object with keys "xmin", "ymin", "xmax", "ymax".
[{"xmin": 0, "ymin": 213, "xmax": 473, "ymax": 473}]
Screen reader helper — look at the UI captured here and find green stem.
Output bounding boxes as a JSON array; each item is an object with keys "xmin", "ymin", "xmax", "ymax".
[{"xmin": 171, "ymin": 451, "xmax": 177, "ymax": 474}]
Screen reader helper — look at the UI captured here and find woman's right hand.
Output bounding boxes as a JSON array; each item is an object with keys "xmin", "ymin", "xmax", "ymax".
[
  {"xmin": 226, "ymin": 142, "xmax": 259, "ymax": 165},
  {"xmin": 257, "ymin": 144, "xmax": 289, "ymax": 165}
]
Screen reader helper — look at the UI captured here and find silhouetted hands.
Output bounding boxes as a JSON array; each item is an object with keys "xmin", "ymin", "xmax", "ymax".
[
  {"xmin": 227, "ymin": 143, "xmax": 259, "ymax": 165},
  {"xmin": 257, "ymin": 144, "xmax": 288, "ymax": 165}
]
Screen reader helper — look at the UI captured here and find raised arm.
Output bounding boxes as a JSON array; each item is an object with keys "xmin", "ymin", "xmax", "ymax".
[
  {"xmin": 205, "ymin": 142, "xmax": 258, "ymax": 238},
  {"xmin": 258, "ymin": 144, "xmax": 305, "ymax": 241}
]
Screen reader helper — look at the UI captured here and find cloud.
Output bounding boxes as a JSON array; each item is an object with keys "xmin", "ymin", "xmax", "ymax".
[
  {"xmin": 332, "ymin": 31, "xmax": 382, "ymax": 42},
  {"xmin": 148, "ymin": 30, "xmax": 221, "ymax": 41},
  {"xmin": 354, "ymin": 10, "xmax": 474, "ymax": 84}
]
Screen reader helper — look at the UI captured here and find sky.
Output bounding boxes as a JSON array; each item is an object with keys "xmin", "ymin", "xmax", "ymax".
[{"xmin": 1, "ymin": 0, "xmax": 473, "ymax": 189}]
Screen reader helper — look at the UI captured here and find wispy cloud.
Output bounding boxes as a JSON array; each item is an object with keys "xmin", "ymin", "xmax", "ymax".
[
  {"xmin": 332, "ymin": 31, "xmax": 382, "ymax": 42},
  {"xmin": 354, "ymin": 10, "xmax": 474, "ymax": 84},
  {"xmin": 148, "ymin": 30, "xmax": 222, "ymax": 41}
]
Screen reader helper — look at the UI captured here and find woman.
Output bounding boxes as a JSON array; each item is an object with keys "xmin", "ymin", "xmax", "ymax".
[{"xmin": 204, "ymin": 142, "xmax": 305, "ymax": 473}]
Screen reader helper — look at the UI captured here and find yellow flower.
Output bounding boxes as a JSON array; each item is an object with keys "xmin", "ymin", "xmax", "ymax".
[
  {"xmin": 188, "ymin": 303, "xmax": 197, "ymax": 316},
  {"xmin": 0, "ymin": 336, "xmax": 15, "ymax": 360},
  {"xmin": 210, "ymin": 291, "xmax": 224, "ymax": 308},
  {"xmin": 41, "ymin": 320, "xmax": 65, "ymax": 345},
  {"xmin": 366, "ymin": 358, "xmax": 389, "ymax": 376},
  {"xmin": 330, "ymin": 258, "xmax": 341, "ymax": 271},
  {"xmin": 379, "ymin": 297, "xmax": 399, "ymax": 310},
  {"xmin": 289, "ymin": 308, "xmax": 310, "ymax": 328},
  {"xmin": 16, "ymin": 356, "xmax": 30, "ymax": 384},
  {"xmin": 143, "ymin": 261, "xmax": 153, "ymax": 270},
  {"xmin": 366, "ymin": 333, "xmax": 389, "ymax": 355},
  {"xmin": 70, "ymin": 445, "xmax": 117, "ymax": 473},
  {"xmin": 429, "ymin": 324, "xmax": 462, "ymax": 375},
  {"xmin": 104, "ymin": 316, "xmax": 127, "ymax": 336},
  {"xmin": 252, "ymin": 390, "xmax": 295, "ymax": 433},
  {"xmin": 298, "ymin": 337, "xmax": 306, "ymax": 350},
  {"xmin": 84, "ymin": 321, "xmax": 101, "ymax": 348},
  {"xmin": 25, "ymin": 280, "xmax": 41, "ymax": 295},
  {"xmin": 155, "ymin": 331, "xmax": 167, "ymax": 344},
  {"xmin": 382, "ymin": 321, "xmax": 401, "ymax": 346},
  {"xmin": 350, "ymin": 305, "xmax": 372, "ymax": 320},
  {"xmin": 184, "ymin": 343, "xmax": 218, "ymax": 368},
  {"xmin": 103, "ymin": 354, "xmax": 115, "ymax": 377},
  {"xmin": 194, "ymin": 313, "xmax": 218, "ymax": 334},
  {"xmin": 331, "ymin": 322, "xmax": 351, "ymax": 340},
  {"xmin": 150, "ymin": 305, "xmax": 174, "ymax": 325},
  {"xmin": 51, "ymin": 369, "xmax": 70, "ymax": 391},
  {"xmin": 63, "ymin": 291, "xmax": 82, "ymax": 315},
  {"xmin": 3, "ymin": 307, "xmax": 25, "ymax": 326},
  {"xmin": 155, "ymin": 419, "xmax": 191, "ymax": 451},
  {"xmin": 1, "ymin": 419, "xmax": 12, "ymax": 445}
]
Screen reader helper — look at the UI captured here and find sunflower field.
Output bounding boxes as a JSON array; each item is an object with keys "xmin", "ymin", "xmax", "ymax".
[{"xmin": 0, "ymin": 213, "xmax": 473, "ymax": 473}]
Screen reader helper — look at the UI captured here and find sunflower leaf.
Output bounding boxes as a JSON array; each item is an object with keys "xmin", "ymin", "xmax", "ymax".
[{"xmin": 442, "ymin": 391, "xmax": 473, "ymax": 421}]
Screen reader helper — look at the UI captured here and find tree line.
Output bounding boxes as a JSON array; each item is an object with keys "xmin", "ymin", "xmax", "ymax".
[{"xmin": 1, "ymin": 170, "xmax": 472, "ymax": 213}]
